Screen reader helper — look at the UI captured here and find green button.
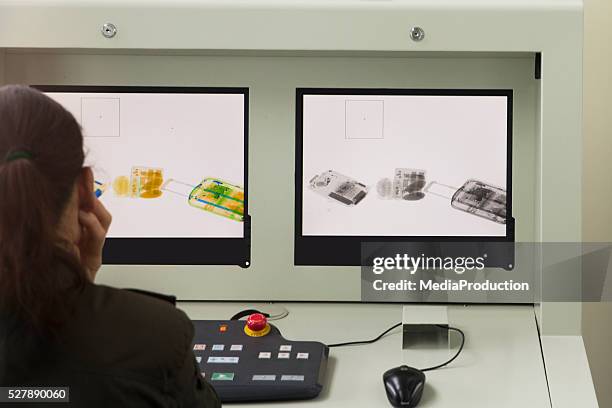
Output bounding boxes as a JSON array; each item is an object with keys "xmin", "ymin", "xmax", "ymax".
[{"xmin": 211, "ymin": 372, "xmax": 235, "ymax": 381}]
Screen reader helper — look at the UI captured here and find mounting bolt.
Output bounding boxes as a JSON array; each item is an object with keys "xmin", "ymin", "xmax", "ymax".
[
  {"xmin": 101, "ymin": 23, "xmax": 117, "ymax": 39},
  {"xmin": 410, "ymin": 26, "xmax": 425, "ymax": 42}
]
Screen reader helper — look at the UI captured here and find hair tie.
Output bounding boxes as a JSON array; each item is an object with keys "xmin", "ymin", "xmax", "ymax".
[{"xmin": 4, "ymin": 150, "xmax": 34, "ymax": 163}]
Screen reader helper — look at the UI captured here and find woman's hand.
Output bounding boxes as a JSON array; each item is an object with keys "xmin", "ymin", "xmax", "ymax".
[{"xmin": 77, "ymin": 198, "xmax": 112, "ymax": 281}]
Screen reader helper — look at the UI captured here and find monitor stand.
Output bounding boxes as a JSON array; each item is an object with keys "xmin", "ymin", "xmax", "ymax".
[{"xmin": 401, "ymin": 305, "xmax": 450, "ymax": 368}]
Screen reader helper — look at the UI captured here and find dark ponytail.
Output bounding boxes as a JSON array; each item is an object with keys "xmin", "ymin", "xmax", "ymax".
[{"xmin": 0, "ymin": 85, "xmax": 87, "ymax": 331}]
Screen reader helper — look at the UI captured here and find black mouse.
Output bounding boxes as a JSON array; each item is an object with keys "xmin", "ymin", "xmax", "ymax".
[{"xmin": 383, "ymin": 365, "xmax": 426, "ymax": 407}]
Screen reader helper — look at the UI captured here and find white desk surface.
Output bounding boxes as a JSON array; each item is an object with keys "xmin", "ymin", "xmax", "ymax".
[{"xmin": 178, "ymin": 303, "xmax": 550, "ymax": 407}]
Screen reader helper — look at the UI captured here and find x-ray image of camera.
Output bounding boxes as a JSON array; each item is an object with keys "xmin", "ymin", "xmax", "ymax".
[
  {"xmin": 309, "ymin": 170, "xmax": 368, "ymax": 206},
  {"xmin": 425, "ymin": 179, "xmax": 507, "ymax": 224},
  {"xmin": 376, "ymin": 168, "xmax": 427, "ymax": 201}
]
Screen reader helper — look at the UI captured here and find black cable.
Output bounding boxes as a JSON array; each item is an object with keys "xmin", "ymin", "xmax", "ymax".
[
  {"xmin": 327, "ymin": 322, "xmax": 465, "ymax": 373},
  {"xmin": 420, "ymin": 325, "xmax": 465, "ymax": 372},
  {"xmin": 327, "ymin": 322, "xmax": 402, "ymax": 348}
]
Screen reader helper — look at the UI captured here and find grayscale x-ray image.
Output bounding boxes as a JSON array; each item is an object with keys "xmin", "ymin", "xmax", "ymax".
[
  {"xmin": 301, "ymin": 93, "xmax": 508, "ymax": 237},
  {"xmin": 309, "ymin": 170, "xmax": 368, "ymax": 206},
  {"xmin": 376, "ymin": 168, "xmax": 427, "ymax": 201},
  {"xmin": 451, "ymin": 180, "xmax": 507, "ymax": 224}
]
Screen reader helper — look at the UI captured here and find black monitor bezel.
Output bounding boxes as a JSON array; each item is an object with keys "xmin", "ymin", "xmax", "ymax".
[
  {"xmin": 34, "ymin": 85, "xmax": 250, "ymax": 267},
  {"xmin": 295, "ymin": 88, "xmax": 514, "ymax": 266}
]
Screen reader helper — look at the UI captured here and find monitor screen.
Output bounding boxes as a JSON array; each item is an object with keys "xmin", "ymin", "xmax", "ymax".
[
  {"xmin": 295, "ymin": 88, "xmax": 513, "ymax": 265},
  {"xmin": 37, "ymin": 86, "xmax": 249, "ymax": 266}
]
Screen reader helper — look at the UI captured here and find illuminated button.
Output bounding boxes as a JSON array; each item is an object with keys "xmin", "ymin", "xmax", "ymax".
[
  {"xmin": 212, "ymin": 344, "xmax": 225, "ymax": 351},
  {"xmin": 230, "ymin": 344, "xmax": 243, "ymax": 351},
  {"xmin": 278, "ymin": 352, "xmax": 290, "ymax": 359},
  {"xmin": 258, "ymin": 352, "xmax": 271, "ymax": 359},
  {"xmin": 244, "ymin": 313, "xmax": 271, "ymax": 337},
  {"xmin": 253, "ymin": 375, "xmax": 276, "ymax": 381},
  {"xmin": 219, "ymin": 325, "xmax": 228, "ymax": 333},
  {"xmin": 207, "ymin": 356, "xmax": 239, "ymax": 364},
  {"xmin": 193, "ymin": 344, "xmax": 206, "ymax": 351},
  {"xmin": 211, "ymin": 372, "xmax": 234, "ymax": 381},
  {"xmin": 281, "ymin": 375, "xmax": 305, "ymax": 381},
  {"xmin": 296, "ymin": 353, "xmax": 309, "ymax": 360},
  {"xmin": 196, "ymin": 356, "xmax": 202, "ymax": 363},
  {"xmin": 280, "ymin": 345, "xmax": 292, "ymax": 352}
]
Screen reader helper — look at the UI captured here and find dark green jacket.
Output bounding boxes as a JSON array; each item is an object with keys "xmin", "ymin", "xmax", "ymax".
[{"xmin": 0, "ymin": 283, "xmax": 221, "ymax": 408}]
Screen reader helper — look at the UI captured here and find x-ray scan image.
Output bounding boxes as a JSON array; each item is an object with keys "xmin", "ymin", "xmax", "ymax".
[
  {"xmin": 309, "ymin": 170, "xmax": 368, "ymax": 206},
  {"xmin": 451, "ymin": 180, "xmax": 507, "ymax": 224},
  {"xmin": 377, "ymin": 168, "xmax": 427, "ymax": 201}
]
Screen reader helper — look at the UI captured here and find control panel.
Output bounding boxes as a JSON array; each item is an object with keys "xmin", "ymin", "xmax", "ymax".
[{"xmin": 192, "ymin": 314, "xmax": 329, "ymax": 402}]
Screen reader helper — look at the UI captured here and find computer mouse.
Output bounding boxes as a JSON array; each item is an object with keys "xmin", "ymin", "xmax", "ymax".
[{"xmin": 383, "ymin": 365, "xmax": 426, "ymax": 407}]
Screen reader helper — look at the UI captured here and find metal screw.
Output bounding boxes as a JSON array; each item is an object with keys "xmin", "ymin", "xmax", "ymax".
[
  {"xmin": 101, "ymin": 23, "xmax": 117, "ymax": 39},
  {"xmin": 410, "ymin": 26, "xmax": 425, "ymax": 42}
]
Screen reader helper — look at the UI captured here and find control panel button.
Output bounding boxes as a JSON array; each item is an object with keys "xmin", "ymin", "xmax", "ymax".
[
  {"xmin": 212, "ymin": 344, "xmax": 225, "ymax": 351},
  {"xmin": 207, "ymin": 356, "xmax": 239, "ymax": 364},
  {"xmin": 281, "ymin": 375, "xmax": 305, "ymax": 381},
  {"xmin": 278, "ymin": 352, "xmax": 290, "ymax": 359},
  {"xmin": 296, "ymin": 353, "xmax": 309, "ymax": 360},
  {"xmin": 230, "ymin": 344, "xmax": 243, "ymax": 351},
  {"xmin": 211, "ymin": 372, "xmax": 235, "ymax": 381},
  {"xmin": 252, "ymin": 375, "xmax": 276, "ymax": 381},
  {"xmin": 219, "ymin": 325, "xmax": 228, "ymax": 333},
  {"xmin": 244, "ymin": 313, "xmax": 271, "ymax": 337},
  {"xmin": 258, "ymin": 352, "xmax": 271, "ymax": 359},
  {"xmin": 193, "ymin": 344, "xmax": 206, "ymax": 351},
  {"xmin": 279, "ymin": 345, "xmax": 292, "ymax": 351},
  {"xmin": 247, "ymin": 313, "xmax": 267, "ymax": 331},
  {"xmin": 196, "ymin": 356, "xmax": 202, "ymax": 363}
]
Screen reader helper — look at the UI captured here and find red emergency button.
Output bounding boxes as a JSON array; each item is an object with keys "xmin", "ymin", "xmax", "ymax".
[
  {"xmin": 247, "ymin": 313, "xmax": 267, "ymax": 331},
  {"xmin": 244, "ymin": 313, "xmax": 271, "ymax": 337}
]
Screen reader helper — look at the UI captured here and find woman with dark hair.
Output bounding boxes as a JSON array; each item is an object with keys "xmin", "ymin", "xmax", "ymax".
[{"xmin": 0, "ymin": 85, "xmax": 221, "ymax": 407}]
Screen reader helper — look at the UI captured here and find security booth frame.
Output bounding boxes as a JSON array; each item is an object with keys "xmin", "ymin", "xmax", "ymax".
[{"xmin": 0, "ymin": 0, "xmax": 592, "ymax": 406}]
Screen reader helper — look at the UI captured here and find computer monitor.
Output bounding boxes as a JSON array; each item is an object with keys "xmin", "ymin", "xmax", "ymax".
[
  {"xmin": 295, "ymin": 88, "xmax": 513, "ymax": 266},
  {"xmin": 37, "ymin": 85, "xmax": 249, "ymax": 267}
]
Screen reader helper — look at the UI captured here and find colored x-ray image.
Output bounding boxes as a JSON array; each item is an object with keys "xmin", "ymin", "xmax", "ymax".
[
  {"xmin": 128, "ymin": 166, "xmax": 164, "ymax": 198},
  {"xmin": 112, "ymin": 176, "xmax": 130, "ymax": 197},
  {"xmin": 45, "ymin": 90, "xmax": 245, "ymax": 238},
  {"xmin": 94, "ymin": 180, "xmax": 107, "ymax": 198},
  {"xmin": 189, "ymin": 178, "xmax": 244, "ymax": 222},
  {"xmin": 451, "ymin": 180, "xmax": 507, "ymax": 224},
  {"xmin": 162, "ymin": 178, "xmax": 245, "ymax": 222},
  {"xmin": 377, "ymin": 168, "xmax": 427, "ymax": 201},
  {"xmin": 309, "ymin": 170, "xmax": 368, "ymax": 206},
  {"xmin": 97, "ymin": 167, "xmax": 165, "ymax": 199}
]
